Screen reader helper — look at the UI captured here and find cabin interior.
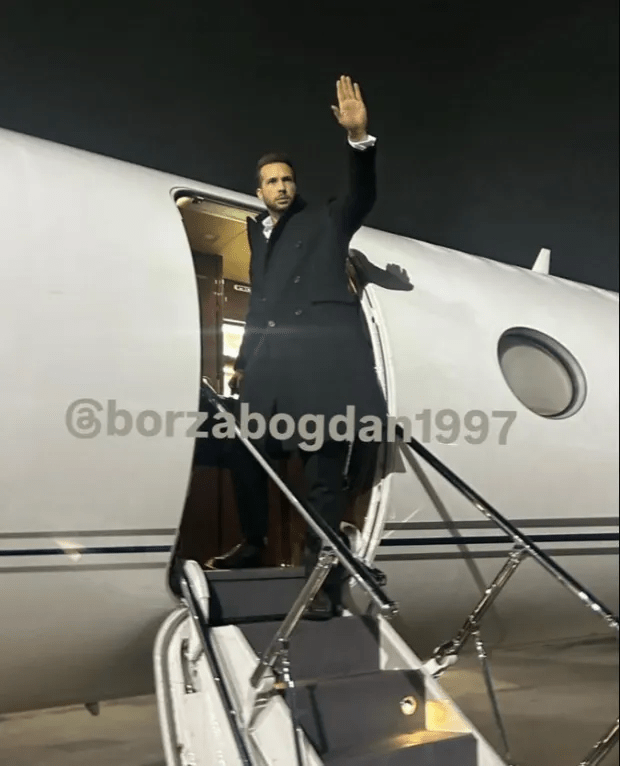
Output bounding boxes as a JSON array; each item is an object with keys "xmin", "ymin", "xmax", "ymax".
[{"xmin": 173, "ymin": 193, "xmax": 382, "ymax": 569}]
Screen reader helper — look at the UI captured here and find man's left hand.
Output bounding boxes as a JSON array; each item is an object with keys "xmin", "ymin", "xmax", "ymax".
[{"xmin": 331, "ymin": 75, "xmax": 368, "ymax": 142}]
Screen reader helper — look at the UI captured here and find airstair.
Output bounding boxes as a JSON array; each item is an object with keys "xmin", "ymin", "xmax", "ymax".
[{"xmin": 154, "ymin": 395, "xmax": 619, "ymax": 766}]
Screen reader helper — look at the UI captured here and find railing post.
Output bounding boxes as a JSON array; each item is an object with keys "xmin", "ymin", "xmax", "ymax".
[
  {"xmin": 577, "ymin": 719, "xmax": 619, "ymax": 766},
  {"xmin": 179, "ymin": 568, "xmax": 253, "ymax": 765},
  {"xmin": 277, "ymin": 638, "xmax": 307, "ymax": 766},
  {"xmin": 250, "ymin": 548, "xmax": 337, "ymax": 691},
  {"xmin": 473, "ymin": 630, "xmax": 518, "ymax": 766}
]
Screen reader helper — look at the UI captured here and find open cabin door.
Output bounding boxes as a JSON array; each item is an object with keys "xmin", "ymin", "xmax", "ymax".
[
  {"xmin": 173, "ymin": 226, "xmax": 309, "ymax": 569},
  {"xmin": 172, "ymin": 194, "xmax": 389, "ymax": 575},
  {"xmin": 193, "ymin": 250, "xmax": 223, "ymax": 391}
]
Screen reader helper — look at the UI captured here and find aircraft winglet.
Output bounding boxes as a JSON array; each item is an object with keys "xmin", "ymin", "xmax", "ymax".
[{"xmin": 532, "ymin": 247, "xmax": 551, "ymax": 274}]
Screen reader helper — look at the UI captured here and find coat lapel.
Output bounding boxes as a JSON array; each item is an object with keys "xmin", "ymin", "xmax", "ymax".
[
  {"xmin": 247, "ymin": 197, "xmax": 308, "ymax": 301},
  {"xmin": 246, "ymin": 213, "xmax": 268, "ymax": 287},
  {"xmin": 265, "ymin": 196, "xmax": 305, "ymax": 254}
]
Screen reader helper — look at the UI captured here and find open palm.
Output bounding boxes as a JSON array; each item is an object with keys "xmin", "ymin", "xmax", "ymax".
[{"xmin": 331, "ymin": 75, "xmax": 367, "ymax": 137}]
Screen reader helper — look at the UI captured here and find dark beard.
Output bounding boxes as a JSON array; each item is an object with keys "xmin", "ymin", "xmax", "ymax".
[{"xmin": 266, "ymin": 196, "xmax": 293, "ymax": 219}]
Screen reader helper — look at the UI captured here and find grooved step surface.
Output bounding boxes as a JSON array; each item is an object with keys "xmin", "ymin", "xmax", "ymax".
[
  {"xmin": 205, "ymin": 567, "xmax": 306, "ymax": 625},
  {"xmin": 239, "ymin": 616, "xmax": 381, "ymax": 680}
]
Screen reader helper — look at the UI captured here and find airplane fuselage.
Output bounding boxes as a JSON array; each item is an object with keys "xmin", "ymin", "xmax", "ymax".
[{"xmin": 0, "ymin": 127, "xmax": 617, "ymax": 714}]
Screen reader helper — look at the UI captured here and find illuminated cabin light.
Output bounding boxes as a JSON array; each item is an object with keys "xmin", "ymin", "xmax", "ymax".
[
  {"xmin": 222, "ymin": 322, "xmax": 245, "ymax": 359},
  {"xmin": 400, "ymin": 696, "xmax": 418, "ymax": 716}
]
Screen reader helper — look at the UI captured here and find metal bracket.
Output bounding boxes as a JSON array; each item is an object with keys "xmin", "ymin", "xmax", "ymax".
[
  {"xmin": 473, "ymin": 630, "xmax": 518, "ymax": 766},
  {"xmin": 577, "ymin": 718, "xmax": 619, "ymax": 766},
  {"xmin": 275, "ymin": 638, "xmax": 307, "ymax": 766},
  {"xmin": 424, "ymin": 545, "xmax": 527, "ymax": 678},
  {"xmin": 180, "ymin": 638, "xmax": 197, "ymax": 694}
]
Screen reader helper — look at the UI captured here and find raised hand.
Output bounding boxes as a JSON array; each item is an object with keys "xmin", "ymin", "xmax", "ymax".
[{"xmin": 331, "ymin": 75, "xmax": 368, "ymax": 141}]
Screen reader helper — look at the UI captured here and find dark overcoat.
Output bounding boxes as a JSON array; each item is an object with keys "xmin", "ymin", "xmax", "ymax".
[{"xmin": 235, "ymin": 142, "xmax": 388, "ymax": 449}]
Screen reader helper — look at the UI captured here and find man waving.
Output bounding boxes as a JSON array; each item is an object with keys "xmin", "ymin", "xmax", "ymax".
[{"xmin": 211, "ymin": 76, "xmax": 388, "ymax": 620}]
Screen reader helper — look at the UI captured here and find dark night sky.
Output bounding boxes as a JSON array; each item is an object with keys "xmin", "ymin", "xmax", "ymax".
[{"xmin": 2, "ymin": 0, "xmax": 618, "ymax": 290}]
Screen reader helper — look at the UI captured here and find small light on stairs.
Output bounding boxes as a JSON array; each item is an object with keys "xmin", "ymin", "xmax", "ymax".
[{"xmin": 400, "ymin": 696, "xmax": 418, "ymax": 716}]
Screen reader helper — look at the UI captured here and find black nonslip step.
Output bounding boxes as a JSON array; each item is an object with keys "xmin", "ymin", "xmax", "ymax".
[
  {"xmin": 323, "ymin": 731, "xmax": 478, "ymax": 766},
  {"xmin": 239, "ymin": 616, "xmax": 381, "ymax": 680},
  {"xmin": 205, "ymin": 566, "xmax": 306, "ymax": 625},
  {"xmin": 284, "ymin": 669, "xmax": 427, "ymax": 757},
  {"xmin": 240, "ymin": 615, "xmax": 479, "ymax": 765},
  {"xmin": 205, "ymin": 567, "xmax": 479, "ymax": 765}
]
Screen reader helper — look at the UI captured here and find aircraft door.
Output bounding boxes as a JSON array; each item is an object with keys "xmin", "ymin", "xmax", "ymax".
[{"xmin": 193, "ymin": 251, "xmax": 223, "ymax": 390}]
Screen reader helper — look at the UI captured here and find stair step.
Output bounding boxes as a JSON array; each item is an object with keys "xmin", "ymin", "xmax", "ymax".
[
  {"xmin": 205, "ymin": 566, "xmax": 306, "ymax": 625},
  {"xmin": 240, "ymin": 616, "xmax": 380, "ymax": 680},
  {"xmin": 324, "ymin": 731, "xmax": 478, "ymax": 765},
  {"xmin": 287, "ymin": 669, "xmax": 427, "ymax": 757}
]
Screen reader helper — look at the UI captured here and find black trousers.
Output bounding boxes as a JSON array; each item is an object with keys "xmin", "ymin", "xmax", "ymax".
[
  {"xmin": 233, "ymin": 439, "xmax": 351, "ymax": 584},
  {"xmin": 193, "ymin": 427, "xmax": 272, "ymax": 543},
  {"xmin": 192, "ymin": 393, "xmax": 271, "ymax": 544}
]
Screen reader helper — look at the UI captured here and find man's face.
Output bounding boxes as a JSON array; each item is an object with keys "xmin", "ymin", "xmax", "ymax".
[{"xmin": 257, "ymin": 162, "xmax": 297, "ymax": 216}]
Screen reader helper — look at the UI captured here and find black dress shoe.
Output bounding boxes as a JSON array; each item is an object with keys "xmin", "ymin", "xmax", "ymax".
[
  {"xmin": 205, "ymin": 541, "xmax": 263, "ymax": 570},
  {"xmin": 168, "ymin": 555, "xmax": 184, "ymax": 597},
  {"xmin": 302, "ymin": 589, "xmax": 336, "ymax": 621}
]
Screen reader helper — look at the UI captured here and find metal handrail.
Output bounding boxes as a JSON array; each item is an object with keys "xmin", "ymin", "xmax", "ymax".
[
  {"xmin": 250, "ymin": 549, "xmax": 337, "ymax": 691},
  {"xmin": 394, "ymin": 426, "xmax": 618, "ymax": 765},
  {"xmin": 179, "ymin": 568, "xmax": 253, "ymax": 765},
  {"xmin": 578, "ymin": 719, "xmax": 619, "ymax": 766},
  {"xmin": 194, "ymin": 386, "xmax": 617, "ymax": 763},
  {"xmin": 394, "ymin": 425, "xmax": 619, "ymax": 633},
  {"xmin": 199, "ymin": 383, "xmax": 398, "ymax": 618}
]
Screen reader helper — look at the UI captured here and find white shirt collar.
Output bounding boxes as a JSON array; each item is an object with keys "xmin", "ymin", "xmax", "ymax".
[{"xmin": 262, "ymin": 215, "xmax": 276, "ymax": 239}]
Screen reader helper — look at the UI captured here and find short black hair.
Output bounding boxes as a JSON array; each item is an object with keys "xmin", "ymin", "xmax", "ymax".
[{"xmin": 256, "ymin": 152, "xmax": 296, "ymax": 187}]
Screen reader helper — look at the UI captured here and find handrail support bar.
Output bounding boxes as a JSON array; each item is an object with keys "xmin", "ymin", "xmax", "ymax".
[
  {"xmin": 250, "ymin": 549, "xmax": 337, "ymax": 691},
  {"xmin": 396, "ymin": 426, "xmax": 619, "ymax": 634},
  {"xmin": 427, "ymin": 544, "xmax": 528, "ymax": 676},
  {"xmin": 474, "ymin": 630, "xmax": 518, "ymax": 766},
  {"xmin": 577, "ymin": 719, "xmax": 619, "ymax": 766}
]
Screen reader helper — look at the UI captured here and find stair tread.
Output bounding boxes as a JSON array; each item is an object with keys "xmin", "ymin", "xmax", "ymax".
[
  {"xmin": 204, "ymin": 566, "xmax": 305, "ymax": 581},
  {"xmin": 240, "ymin": 616, "xmax": 380, "ymax": 680},
  {"xmin": 285, "ymin": 668, "xmax": 428, "ymax": 757},
  {"xmin": 292, "ymin": 667, "xmax": 426, "ymax": 690},
  {"xmin": 323, "ymin": 731, "xmax": 478, "ymax": 765},
  {"xmin": 204, "ymin": 567, "xmax": 306, "ymax": 625}
]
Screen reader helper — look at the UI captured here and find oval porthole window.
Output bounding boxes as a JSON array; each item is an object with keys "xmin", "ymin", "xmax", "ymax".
[{"xmin": 497, "ymin": 328, "xmax": 587, "ymax": 419}]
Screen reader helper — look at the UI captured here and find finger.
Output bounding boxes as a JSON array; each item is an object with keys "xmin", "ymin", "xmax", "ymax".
[
  {"xmin": 354, "ymin": 82, "xmax": 362, "ymax": 101},
  {"xmin": 331, "ymin": 105, "xmax": 340, "ymax": 118},
  {"xmin": 339, "ymin": 75, "xmax": 352, "ymax": 103},
  {"xmin": 336, "ymin": 77, "xmax": 344, "ymax": 105},
  {"xmin": 344, "ymin": 75, "xmax": 355, "ymax": 99}
]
